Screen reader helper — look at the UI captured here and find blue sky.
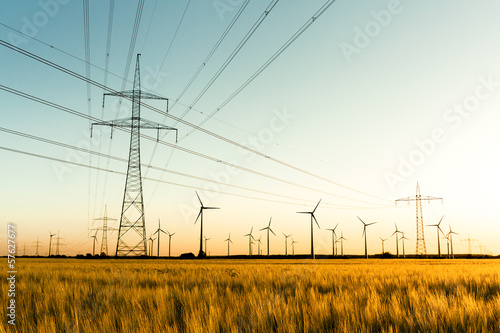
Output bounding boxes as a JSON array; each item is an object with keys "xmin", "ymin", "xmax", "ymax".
[{"xmin": 1, "ymin": 0, "xmax": 500, "ymax": 256}]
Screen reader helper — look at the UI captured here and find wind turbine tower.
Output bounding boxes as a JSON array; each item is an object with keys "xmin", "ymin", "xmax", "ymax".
[
  {"xmin": 358, "ymin": 217, "xmax": 377, "ymax": 259},
  {"xmin": 395, "ymin": 182, "xmax": 443, "ymax": 255},
  {"xmin": 297, "ymin": 199, "xmax": 321, "ymax": 259},
  {"xmin": 339, "ymin": 232, "xmax": 346, "ymax": 256},
  {"xmin": 153, "ymin": 219, "xmax": 167, "ymax": 257},
  {"xmin": 392, "ymin": 224, "xmax": 402, "ymax": 257},
  {"xmin": 244, "ymin": 227, "xmax": 255, "ymax": 256},
  {"xmin": 326, "ymin": 224, "xmax": 339, "ymax": 256},
  {"xmin": 379, "ymin": 237, "xmax": 387, "ymax": 254},
  {"xmin": 225, "ymin": 233, "xmax": 232, "ymax": 256},
  {"xmin": 426, "ymin": 215, "xmax": 444, "ymax": 257},
  {"xmin": 92, "ymin": 54, "xmax": 177, "ymax": 256},
  {"xmin": 167, "ymin": 231, "xmax": 175, "ymax": 257},
  {"xmin": 291, "ymin": 238, "xmax": 298, "ymax": 256},
  {"xmin": 283, "ymin": 233, "xmax": 291, "ymax": 256},
  {"xmin": 91, "ymin": 231, "xmax": 98, "ymax": 256},
  {"xmin": 260, "ymin": 217, "xmax": 275, "ymax": 256},
  {"xmin": 194, "ymin": 191, "xmax": 219, "ymax": 258},
  {"xmin": 48, "ymin": 231, "xmax": 56, "ymax": 257}
]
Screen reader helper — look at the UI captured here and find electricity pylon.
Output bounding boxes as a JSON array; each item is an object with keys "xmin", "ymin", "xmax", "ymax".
[
  {"xmin": 395, "ymin": 182, "xmax": 442, "ymax": 255},
  {"xmin": 92, "ymin": 205, "xmax": 117, "ymax": 255},
  {"xmin": 461, "ymin": 235, "xmax": 478, "ymax": 255},
  {"xmin": 92, "ymin": 54, "xmax": 177, "ymax": 256},
  {"xmin": 33, "ymin": 237, "xmax": 42, "ymax": 256}
]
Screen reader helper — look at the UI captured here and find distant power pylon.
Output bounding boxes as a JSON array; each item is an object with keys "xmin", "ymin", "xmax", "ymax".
[
  {"xmin": 33, "ymin": 237, "xmax": 42, "ymax": 256},
  {"xmin": 92, "ymin": 54, "xmax": 177, "ymax": 256},
  {"xmin": 93, "ymin": 205, "xmax": 117, "ymax": 255},
  {"xmin": 461, "ymin": 235, "xmax": 478, "ymax": 255},
  {"xmin": 22, "ymin": 242, "xmax": 28, "ymax": 256},
  {"xmin": 395, "ymin": 182, "xmax": 443, "ymax": 255},
  {"xmin": 54, "ymin": 230, "xmax": 65, "ymax": 256}
]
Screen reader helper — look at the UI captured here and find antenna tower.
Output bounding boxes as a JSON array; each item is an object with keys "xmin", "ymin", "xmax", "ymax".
[{"xmin": 92, "ymin": 54, "xmax": 177, "ymax": 256}]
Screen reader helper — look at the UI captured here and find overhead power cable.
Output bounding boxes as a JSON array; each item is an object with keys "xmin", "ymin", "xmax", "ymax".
[
  {"xmin": 0, "ymin": 84, "xmax": 388, "ymax": 206},
  {"xmin": 185, "ymin": 0, "xmax": 337, "ymax": 136},
  {"xmin": 0, "ymin": 126, "xmax": 387, "ymax": 209},
  {"xmin": 0, "ymin": 145, "xmax": 390, "ymax": 209},
  {"xmin": 0, "ymin": 39, "xmax": 391, "ymax": 204}
]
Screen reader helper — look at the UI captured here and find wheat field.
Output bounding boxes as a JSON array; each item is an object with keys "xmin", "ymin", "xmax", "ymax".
[{"xmin": 1, "ymin": 258, "xmax": 500, "ymax": 332}]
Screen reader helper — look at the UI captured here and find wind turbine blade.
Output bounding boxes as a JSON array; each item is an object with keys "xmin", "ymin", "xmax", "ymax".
[
  {"xmin": 362, "ymin": 226, "xmax": 366, "ymax": 238},
  {"xmin": 195, "ymin": 191, "xmax": 204, "ymax": 207},
  {"xmin": 366, "ymin": 222, "xmax": 377, "ymax": 227},
  {"xmin": 259, "ymin": 227, "xmax": 267, "ymax": 231},
  {"xmin": 270, "ymin": 228, "xmax": 276, "ymax": 236},
  {"xmin": 312, "ymin": 199, "xmax": 322, "ymax": 213},
  {"xmin": 333, "ymin": 223, "xmax": 339, "ymax": 231},
  {"xmin": 297, "ymin": 212, "xmax": 309, "ymax": 214},
  {"xmin": 194, "ymin": 210, "xmax": 202, "ymax": 224},
  {"xmin": 438, "ymin": 215, "xmax": 444, "ymax": 226},
  {"xmin": 357, "ymin": 216, "xmax": 366, "ymax": 226},
  {"xmin": 268, "ymin": 217, "xmax": 272, "ymax": 227},
  {"xmin": 205, "ymin": 207, "xmax": 220, "ymax": 210},
  {"xmin": 313, "ymin": 215, "xmax": 320, "ymax": 229}
]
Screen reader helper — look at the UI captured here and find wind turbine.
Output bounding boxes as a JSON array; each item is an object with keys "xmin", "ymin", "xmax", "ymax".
[
  {"xmin": 291, "ymin": 238, "xmax": 298, "ymax": 256},
  {"xmin": 379, "ymin": 236, "xmax": 387, "ymax": 254},
  {"xmin": 392, "ymin": 223, "xmax": 402, "ymax": 257},
  {"xmin": 225, "ymin": 233, "xmax": 233, "ymax": 257},
  {"xmin": 148, "ymin": 234, "xmax": 156, "ymax": 256},
  {"xmin": 339, "ymin": 231, "xmax": 346, "ymax": 256},
  {"xmin": 204, "ymin": 236, "xmax": 211, "ymax": 257},
  {"xmin": 90, "ymin": 231, "xmax": 98, "ymax": 256},
  {"xmin": 257, "ymin": 236, "xmax": 262, "ymax": 256},
  {"xmin": 400, "ymin": 232, "xmax": 409, "ymax": 258},
  {"xmin": 194, "ymin": 191, "xmax": 220, "ymax": 258},
  {"xmin": 167, "ymin": 231, "xmax": 175, "ymax": 257},
  {"xmin": 446, "ymin": 225, "xmax": 458, "ymax": 259},
  {"xmin": 244, "ymin": 227, "xmax": 255, "ymax": 256},
  {"xmin": 358, "ymin": 217, "xmax": 377, "ymax": 259},
  {"xmin": 153, "ymin": 218, "xmax": 168, "ymax": 257},
  {"xmin": 259, "ymin": 217, "xmax": 276, "ymax": 256},
  {"xmin": 326, "ymin": 224, "xmax": 339, "ymax": 256},
  {"xmin": 48, "ymin": 231, "xmax": 56, "ymax": 257},
  {"xmin": 443, "ymin": 234, "xmax": 450, "ymax": 258},
  {"xmin": 283, "ymin": 233, "xmax": 291, "ymax": 256},
  {"xmin": 297, "ymin": 199, "xmax": 321, "ymax": 259},
  {"xmin": 426, "ymin": 215, "xmax": 444, "ymax": 257}
]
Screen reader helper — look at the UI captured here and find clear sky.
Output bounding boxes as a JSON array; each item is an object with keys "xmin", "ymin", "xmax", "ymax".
[{"xmin": 1, "ymin": 0, "xmax": 499, "ymax": 257}]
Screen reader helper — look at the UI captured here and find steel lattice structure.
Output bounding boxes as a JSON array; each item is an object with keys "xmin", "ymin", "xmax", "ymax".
[
  {"xmin": 395, "ymin": 183, "xmax": 443, "ymax": 255},
  {"xmin": 92, "ymin": 54, "xmax": 177, "ymax": 256}
]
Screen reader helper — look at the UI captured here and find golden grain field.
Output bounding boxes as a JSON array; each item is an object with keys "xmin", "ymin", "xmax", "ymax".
[{"xmin": 1, "ymin": 258, "xmax": 500, "ymax": 332}]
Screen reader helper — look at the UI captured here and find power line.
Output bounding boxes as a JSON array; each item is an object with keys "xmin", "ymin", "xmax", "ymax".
[
  {"xmin": 185, "ymin": 0, "xmax": 337, "ymax": 136},
  {"xmin": 149, "ymin": 0, "xmax": 191, "ymax": 90},
  {"xmin": 0, "ymin": 145, "xmax": 391, "ymax": 209},
  {"xmin": 0, "ymin": 20, "xmax": 337, "ymax": 171},
  {"xmin": 172, "ymin": 0, "xmax": 279, "ymax": 123},
  {"xmin": 0, "ymin": 40, "xmax": 391, "ymax": 203},
  {"xmin": 0, "ymin": 82, "xmax": 387, "ymax": 206},
  {"xmin": 0, "ymin": 126, "xmax": 387, "ymax": 209}
]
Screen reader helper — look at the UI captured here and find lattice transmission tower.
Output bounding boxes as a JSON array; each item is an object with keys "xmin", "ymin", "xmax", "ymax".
[
  {"xmin": 92, "ymin": 54, "xmax": 177, "ymax": 256},
  {"xmin": 92, "ymin": 205, "xmax": 117, "ymax": 255},
  {"xmin": 395, "ymin": 182, "xmax": 443, "ymax": 255}
]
